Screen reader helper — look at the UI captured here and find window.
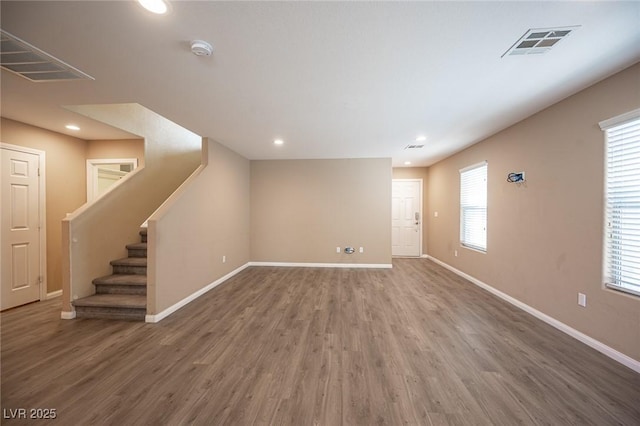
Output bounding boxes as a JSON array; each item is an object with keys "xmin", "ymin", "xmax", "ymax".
[
  {"xmin": 460, "ymin": 161, "xmax": 487, "ymax": 252},
  {"xmin": 601, "ymin": 109, "xmax": 640, "ymax": 297}
]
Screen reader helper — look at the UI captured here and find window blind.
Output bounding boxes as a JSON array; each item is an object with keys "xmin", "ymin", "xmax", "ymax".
[
  {"xmin": 603, "ymin": 114, "xmax": 640, "ymax": 297},
  {"xmin": 460, "ymin": 162, "xmax": 487, "ymax": 252}
]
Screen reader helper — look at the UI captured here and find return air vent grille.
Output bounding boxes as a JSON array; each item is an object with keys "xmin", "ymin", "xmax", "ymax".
[
  {"xmin": 1, "ymin": 29, "xmax": 94, "ymax": 82},
  {"xmin": 502, "ymin": 26, "xmax": 580, "ymax": 57},
  {"xmin": 404, "ymin": 144, "xmax": 424, "ymax": 149}
]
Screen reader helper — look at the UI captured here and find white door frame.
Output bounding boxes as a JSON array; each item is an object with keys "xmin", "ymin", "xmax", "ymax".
[
  {"xmin": 1, "ymin": 143, "xmax": 47, "ymax": 302},
  {"xmin": 392, "ymin": 178, "xmax": 423, "ymax": 257},
  {"xmin": 86, "ymin": 158, "xmax": 138, "ymax": 202}
]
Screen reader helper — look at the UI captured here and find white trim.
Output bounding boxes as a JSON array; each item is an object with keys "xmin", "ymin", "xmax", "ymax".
[
  {"xmin": 392, "ymin": 178, "xmax": 423, "ymax": 257},
  {"xmin": 459, "ymin": 161, "xmax": 488, "ymax": 252},
  {"xmin": 601, "ymin": 114, "xmax": 640, "ymax": 299},
  {"xmin": 86, "ymin": 158, "xmax": 138, "ymax": 202},
  {"xmin": 599, "ymin": 108, "xmax": 640, "ymax": 130},
  {"xmin": 145, "ymin": 263, "xmax": 251, "ymax": 323},
  {"xmin": 459, "ymin": 160, "xmax": 487, "ymax": 174},
  {"xmin": 249, "ymin": 262, "xmax": 393, "ymax": 269},
  {"xmin": 46, "ymin": 290, "xmax": 62, "ymax": 299},
  {"xmin": 60, "ymin": 310, "xmax": 76, "ymax": 320},
  {"xmin": 426, "ymin": 255, "xmax": 640, "ymax": 374},
  {"xmin": 1, "ymin": 143, "xmax": 48, "ymax": 303}
]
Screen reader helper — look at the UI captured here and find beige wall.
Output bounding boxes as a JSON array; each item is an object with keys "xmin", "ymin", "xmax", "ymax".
[
  {"xmin": 393, "ymin": 167, "xmax": 429, "ymax": 255},
  {"xmin": 148, "ymin": 138, "xmax": 251, "ymax": 314},
  {"xmin": 427, "ymin": 62, "xmax": 640, "ymax": 362},
  {"xmin": 251, "ymin": 158, "xmax": 392, "ymax": 265},
  {"xmin": 87, "ymin": 139, "xmax": 145, "ymax": 167},
  {"xmin": 1, "ymin": 118, "xmax": 86, "ymax": 293}
]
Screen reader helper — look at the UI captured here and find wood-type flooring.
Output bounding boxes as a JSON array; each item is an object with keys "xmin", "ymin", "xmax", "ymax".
[{"xmin": 2, "ymin": 259, "xmax": 639, "ymax": 425}]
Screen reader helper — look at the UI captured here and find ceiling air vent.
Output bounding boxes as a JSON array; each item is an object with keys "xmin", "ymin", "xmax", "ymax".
[
  {"xmin": 404, "ymin": 144, "xmax": 424, "ymax": 149},
  {"xmin": 502, "ymin": 26, "xmax": 580, "ymax": 57},
  {"xmin": 0, "ymin": 29, "xmax": 94, "ymax": 82}
]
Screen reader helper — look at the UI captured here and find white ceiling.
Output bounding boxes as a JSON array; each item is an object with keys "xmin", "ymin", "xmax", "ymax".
[{"xmin": 2, "ymin": 1, "xmax": 639, "ymax": 167}]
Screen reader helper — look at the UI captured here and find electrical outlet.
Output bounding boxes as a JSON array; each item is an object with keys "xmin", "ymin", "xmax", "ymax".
[
  {"xmin": 454, "ymin": 250, "xmax": 458, "ymax": 257},
  {"xmin": 222, "ymin": 255, "xmax": 226, "ymax": 263},
  {"xmin": 578, "ymin": 292, "xmax": 586, "ymax": 307},
  {"xmin": 336, "ymin": 247, "xmax": 341, "ymax": 253},
  {"xmin": 359, "ymin": 247, "xmax": 364, "ymax": 253}
]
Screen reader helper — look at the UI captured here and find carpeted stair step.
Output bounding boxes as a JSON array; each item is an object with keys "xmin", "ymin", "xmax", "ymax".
[
  {"xmin": 79, "ymin": 227, "xmax": 149, "ymax": 321},
  {"xmin": 111, "ymin": 257, "xmax": 147, "ymax": 275},
  {"xmin": 126, "ymin": 242, "xmax": 147, "ymax": 258},
  {"xmin": 73, "ymin": 294, "xmax": 146, "ymax": 321},
  {"xmin": 93, "ymin": 274, "xmax": 147, "ymax": 295}
]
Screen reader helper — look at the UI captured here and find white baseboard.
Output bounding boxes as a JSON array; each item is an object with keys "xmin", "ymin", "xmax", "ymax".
[
  {"xmin": 426, "ymin": 255, "xmax": 640, "ymax": 374},
  {"xmin": 145, "ymin": 263, "xmax": 251, "ymax": 323},
  {"xmin": 46, "ymin": 290, "xmax": 62, "ymax": 300},
  {"xmin": 249, "ymin": 261, "xmax": 393, "ymax": 269},
  {"xmin": 60, "ymin": 310, "xmax": 76, "ymax": 320}
]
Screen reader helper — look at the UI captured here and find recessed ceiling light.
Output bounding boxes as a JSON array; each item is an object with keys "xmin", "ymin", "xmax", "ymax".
[
  {"xmin": 138, "ymin": 0, "xmax": 169, "ymax": 14},
  {"xmin": 273, "ymin": 139, "xmax": 284, "ymax": 146},
  {"xmin": 415, "ymin": 135, "xmax": 427, "ymax": 142},
  {"xmin": 404, "ymin": 161, "xmax": 412, "ymax": 165},
  {"xmin": 65, "ymin": 124, "xmax": 80, "ymax": 131}
]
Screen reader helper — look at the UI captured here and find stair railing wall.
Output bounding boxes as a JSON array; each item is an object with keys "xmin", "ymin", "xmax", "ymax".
[
  {"xmin": 145, "ymin": 138, "xmax": 251, "ymax": 319},
  {"xmin": 61, "ymin": 103, "xmax": 202, "ymax": 317}
]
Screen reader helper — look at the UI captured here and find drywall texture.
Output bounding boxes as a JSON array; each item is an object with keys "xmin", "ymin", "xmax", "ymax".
[
  {"xmin": 1, "ymin": 118, "xmax": 86, "ymax": 293},
  {"xmin": 427, "ymin": 62, "xmax": 640, "ymax": 362},
  {"xmin": 87, "ymin": 139, "xmax": 145, "ymax": 167},
  {"xmin": 148, "ymin": 138, "xmax": 250, "ymax": 314},
  {"xmin": 62, "ymin": 103, "xmax": 202, "ymax": 314},
  {"xmin": 393, "ymin": 167, "xmax": 429, "ymax": 255},
  {"xmin": 251, "ymin": 158, "xmax": 392, "ymax": 265}
]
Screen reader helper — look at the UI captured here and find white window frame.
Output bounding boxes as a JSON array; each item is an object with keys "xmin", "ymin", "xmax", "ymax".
[
  {"xmin": 599, "ymin": 108, "xmax": 640, "ymax": 298},
  {"xmin": 460, "ymin": 161, "xmax": 488, "ymax": 252}
]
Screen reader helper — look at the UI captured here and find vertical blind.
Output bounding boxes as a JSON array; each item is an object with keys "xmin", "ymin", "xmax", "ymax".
[
  {"xmin": 460, "ymin": 162, "xmax": 487, "ymax": 252},
  {"xmin": 603, "ymin": 115, "xmax": 640, "ymax": 297}
]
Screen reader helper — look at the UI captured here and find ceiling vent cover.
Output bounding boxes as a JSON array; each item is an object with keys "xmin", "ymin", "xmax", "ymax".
[
  {"xmin": 502, "ymin": 26, "xmax": 580, "ymax": 57},
  {"xmin": 404, "ymin": 144, "xmax": 424, "ymax": 150},
  {"xmin": 0, "ymin": 29, "xmax": 94, "ymax": 82}
]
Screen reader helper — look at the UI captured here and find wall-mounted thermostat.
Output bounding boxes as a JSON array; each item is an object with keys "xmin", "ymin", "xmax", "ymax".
[{"xmin": 507, "ymin": 171, "xmax": 525, "ymax": 183}]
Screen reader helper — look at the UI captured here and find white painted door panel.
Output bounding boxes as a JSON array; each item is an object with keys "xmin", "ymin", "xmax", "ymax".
[
  {"xmin": 391, "ymin": 180, "xmax": 421, "ymax": 257},
  {"xmin": 1, "ymin": 148, "xmax": 41, "ymax": 310}
]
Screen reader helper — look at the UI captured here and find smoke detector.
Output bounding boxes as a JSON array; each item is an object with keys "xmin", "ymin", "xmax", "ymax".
[{"xmin": 190, "ymin": 40, "xmax": 213, "ymax": 56}]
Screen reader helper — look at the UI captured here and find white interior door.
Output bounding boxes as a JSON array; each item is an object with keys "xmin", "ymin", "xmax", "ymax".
[
  {"xmin": 392, "ymin": 179, "xmax": 422, "ymax": 257},
  {"xmin": 1, "ymin": 147, "xmax": 42, "ymax": 310}
]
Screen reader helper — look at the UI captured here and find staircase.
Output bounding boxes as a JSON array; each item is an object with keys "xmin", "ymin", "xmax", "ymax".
[{"xmin": 72, "ymin": 229, "xmax": 147, "ymax": 321}]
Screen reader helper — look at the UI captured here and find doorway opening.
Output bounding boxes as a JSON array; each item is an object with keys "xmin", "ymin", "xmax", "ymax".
[{"xmin": 86, "ymin": 158, "xmax": 138, "ymax": 202}]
